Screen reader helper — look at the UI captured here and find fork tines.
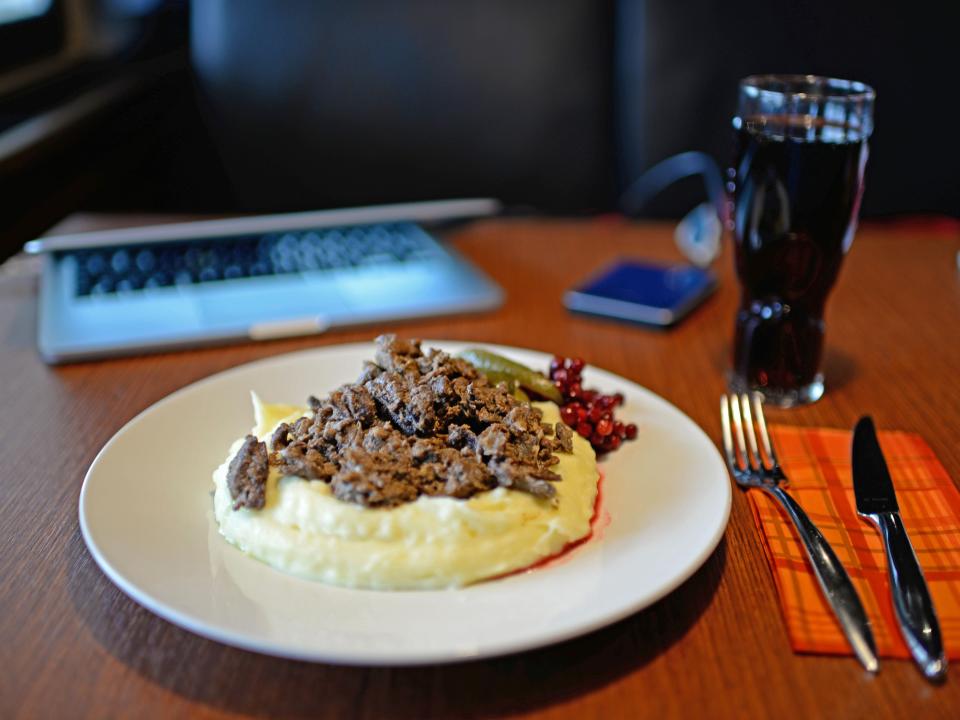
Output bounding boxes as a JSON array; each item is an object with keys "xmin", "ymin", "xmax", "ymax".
[{"xmin": 721, "ymin": 393, "xmax": 780, "ymax": 477}]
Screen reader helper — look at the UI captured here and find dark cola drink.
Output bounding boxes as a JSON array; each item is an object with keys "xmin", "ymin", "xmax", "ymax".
[{"xmin": 728, "ymin": 76, "xmax": 874, "ymax": 406}]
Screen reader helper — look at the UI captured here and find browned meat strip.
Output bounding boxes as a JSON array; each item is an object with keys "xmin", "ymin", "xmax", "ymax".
[
  {"xmin": 244, "ymin": 334, "xmax": 575, "ymax": 510},
  {"xmin": 269, "ymin": 422, "xmax": 292, "ymax": 451},
  {"xmin": 447, "ymin": 424, "xmax": 478, "ymax": 451},
  {"xmin": 554, "ymin": 422, "xmax": 574, "ymax": 454},
  {"xmin": 275, "ymin": 443, "xmax": 337, "ymax": 481},
  {"xmin": 489, "ymin": 459, "xmax": 559, "ymax": 499},
  {"xmin": 226, "ymin": 435, "xmax": 269, "ymax": 510},
  {"xmin": 328, "ymin": 385, "xmax": 378, "ymax": 426},
  {"xmin": 330, "ymin": 447, "xmax": 420, "ymax": 507}
]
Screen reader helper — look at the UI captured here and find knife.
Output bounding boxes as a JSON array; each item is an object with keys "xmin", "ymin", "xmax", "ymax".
[{"xmin": 852, "ymin": 416, "xmax": 947, "ymax": 680}]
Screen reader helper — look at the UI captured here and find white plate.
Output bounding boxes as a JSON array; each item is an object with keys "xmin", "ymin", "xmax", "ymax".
[{"xmin": 79, "ymin": 341, "xmax": 730, "ymax": 665}]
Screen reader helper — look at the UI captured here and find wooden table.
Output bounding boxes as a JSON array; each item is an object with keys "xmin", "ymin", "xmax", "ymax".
[{"xmin": 2, "ymin": 215, "xmax": 959, "ymax": 719}]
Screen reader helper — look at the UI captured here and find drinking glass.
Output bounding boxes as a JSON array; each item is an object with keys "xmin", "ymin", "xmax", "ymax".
[{"xmin": 728, "ymin": 74, "xmax": 875, "ymax": 407}]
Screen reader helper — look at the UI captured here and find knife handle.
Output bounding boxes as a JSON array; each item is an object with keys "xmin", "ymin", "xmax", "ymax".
[
  {"xmin": 866, "ymin": 512, "xmax": 947, "ymax": 680},
  {"xmin": 766, "ymin": 484, "xmax": 879, "ymax": 672}
]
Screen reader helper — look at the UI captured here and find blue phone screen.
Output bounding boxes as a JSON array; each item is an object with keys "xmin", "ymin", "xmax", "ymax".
[{"xmin": 577, "ymin": 262, "xmax": 713, "ymax": 310}]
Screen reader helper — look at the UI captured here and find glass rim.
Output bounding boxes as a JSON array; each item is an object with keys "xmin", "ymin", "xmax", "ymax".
[{"xmin": 740, "ymin": 74, "xmax": 876, "ymax": 102}]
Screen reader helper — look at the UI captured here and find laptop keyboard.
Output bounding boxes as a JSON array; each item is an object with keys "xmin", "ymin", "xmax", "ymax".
[{"xmin": 66, "ymin": 222, "xmax": 443, "ymax": 297}]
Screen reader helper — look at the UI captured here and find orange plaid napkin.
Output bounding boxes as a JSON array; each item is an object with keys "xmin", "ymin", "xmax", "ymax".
[{"xmin": 747, "ymin": 425, "xmax": 960, "ymax": 659}]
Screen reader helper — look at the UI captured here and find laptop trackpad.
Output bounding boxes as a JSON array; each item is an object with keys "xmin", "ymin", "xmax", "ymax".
[
  {"xmin": 194, "ymin": 277, "xmax": 349, "ymax": 327},
  {"xmin": 331, "ymin": 263, "xmax": 446, "ymax": 311}
]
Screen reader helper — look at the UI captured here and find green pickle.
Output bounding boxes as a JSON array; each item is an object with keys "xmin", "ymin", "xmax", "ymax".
[{"xmin": 458, "ymin": 349, "xmax": 562, "ymax": 404}]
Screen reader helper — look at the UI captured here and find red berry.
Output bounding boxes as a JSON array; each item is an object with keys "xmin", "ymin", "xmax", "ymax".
[{"xmin": 546, "ymin": 355, "xmax": 628, "ymax": 453}]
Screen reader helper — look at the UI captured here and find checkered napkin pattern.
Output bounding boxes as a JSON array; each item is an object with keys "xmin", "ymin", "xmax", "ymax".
[{"xmin": 747, "ymin": 425, "xmax": 960, "ymax": 658}]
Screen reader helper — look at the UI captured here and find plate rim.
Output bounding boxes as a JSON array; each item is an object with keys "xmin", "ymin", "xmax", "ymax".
[{"xmin": 79, "ymin": 340, "xmax": 731, "ymax": 665}]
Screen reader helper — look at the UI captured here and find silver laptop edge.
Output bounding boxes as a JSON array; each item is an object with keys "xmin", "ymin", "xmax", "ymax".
[
  {"xmin": 25, "ymin": 198, "xmax": 501, "ymax": 253},
  {"xmin": 35, "ymin": 202, "xmax": 504, "ymax": 363}
]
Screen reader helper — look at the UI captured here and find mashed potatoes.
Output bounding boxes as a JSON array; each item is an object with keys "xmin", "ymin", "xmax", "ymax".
[{"xmin": 212, "ymin": 395, "xmax": 599, "ymax": 590}]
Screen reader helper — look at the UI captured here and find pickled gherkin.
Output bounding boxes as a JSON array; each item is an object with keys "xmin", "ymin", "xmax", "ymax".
[{"xmin": 458, "ymin": 349, "xmax": 562, "ymax": 403}]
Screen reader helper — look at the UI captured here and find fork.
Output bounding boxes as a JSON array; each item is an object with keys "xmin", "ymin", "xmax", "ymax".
[{"xmin": 721, "ymin": 393, "xmax": 879, "ymax": 672}]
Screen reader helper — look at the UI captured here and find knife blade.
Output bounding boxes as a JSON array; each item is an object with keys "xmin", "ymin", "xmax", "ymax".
[{"xmin": 852, "ymin": 416, "xmax": 947, "ymax": 680}]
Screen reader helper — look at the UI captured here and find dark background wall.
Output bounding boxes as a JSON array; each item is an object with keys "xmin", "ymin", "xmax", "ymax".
[
  {"xmin": 179, "ymin": 0, "xmax": 960, "ymax": 218},
  {"xmin": 188, "ymin": 0, "xmax": 616, "ymax": 214},
  {"xmin": 1, "ymin": 0, "xmax": 957, "ymax": 260},
  {"xmin": 629, "ymin": 0, "xmax": 959, "ymax": 218}
]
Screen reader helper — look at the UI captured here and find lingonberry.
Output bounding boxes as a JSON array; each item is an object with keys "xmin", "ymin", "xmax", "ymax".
[{"xmin": 546, "ymin": 356, "xmax": 638, "ymax": 455}]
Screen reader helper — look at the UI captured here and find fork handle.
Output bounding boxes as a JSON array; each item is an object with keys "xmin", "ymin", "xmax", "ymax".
[{"xmin": 765, "ymin": 484, "xmax": 879, "ymax": 672}]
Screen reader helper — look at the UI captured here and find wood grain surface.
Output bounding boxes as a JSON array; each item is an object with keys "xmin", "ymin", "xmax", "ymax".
[{"xmin": 1, "ymin": 215, "xmax": 958, "ymax": 719}]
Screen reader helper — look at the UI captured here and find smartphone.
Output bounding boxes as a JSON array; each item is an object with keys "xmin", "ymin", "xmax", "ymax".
[{"xmin": 564, "ymin": 260, "xmax": 716, "ymax": 327}]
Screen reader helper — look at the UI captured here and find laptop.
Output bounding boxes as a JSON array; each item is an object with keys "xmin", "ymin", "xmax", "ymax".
[{"xmin": 26, "ymin": 199, "xmax": 503, "ymax": 363}]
